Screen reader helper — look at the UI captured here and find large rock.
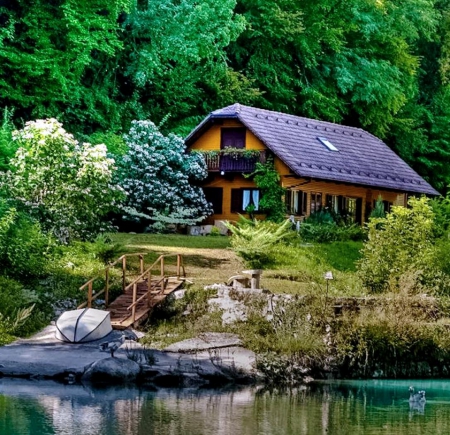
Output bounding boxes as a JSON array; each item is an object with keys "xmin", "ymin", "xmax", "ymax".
[
  {"xmin": 163, "ymin": 332, "xmax": 242, "ymax": 353},
  {"xmin": 82, "ymin": 357, "xmax": 141, "ymax": 384}
]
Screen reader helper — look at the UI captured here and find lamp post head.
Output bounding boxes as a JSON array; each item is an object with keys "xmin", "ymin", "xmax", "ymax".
[{"xmin": 324, "ymin": 271, "xmax": 334, "ymax": 280}]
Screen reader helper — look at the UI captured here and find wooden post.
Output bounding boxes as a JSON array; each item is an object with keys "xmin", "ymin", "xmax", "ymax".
[
  {"xmin": 176, "ymin": 255, "xmax": 181, "ymax": 279},
  {"xmin": 132, "ymin": 283, "xmax": 137, "ymax": 324},
  {"xmin": 88, "ymin": 281, "xmax": 93, "ymax": 308},
  {"xmin": 139, "ymin": 254, "xmax": 144, "ymax": 274},
  {"xmin": 122, "ymin": 256, "xmax": 127, "ymax": 292},
  {"xmin": 147, "ymin": 270, "xmax": 152, "ymax": 306},
  {"xmin": 160, "ymin": 256, "xmax": 165, "ymax": 291},
  {"xmin": 105, "ymin": 269, "xmax": 109, "ymax": 307}
]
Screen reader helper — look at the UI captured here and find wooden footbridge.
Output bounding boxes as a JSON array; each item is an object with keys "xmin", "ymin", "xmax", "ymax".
[{"xmin": 78, "ymin": 253, "xmax": 186, "ymax": 329}]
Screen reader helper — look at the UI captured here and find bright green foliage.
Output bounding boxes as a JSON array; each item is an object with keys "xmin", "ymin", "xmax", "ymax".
[
  {"xmin": 229, "ymin": 0, "xmax": 437, "ymax": 136},
  {"xmin": 248, "ymin": 158, "xmax": 286, "ymax": 222},
  {"xmin": 119, "ymin": 0, "xmax": 254, "ymax": 133},
  {"xmin": 0, "ymin": 108, "xmax": 17, "ymax": 173},
  {"xmin": 0, "ymin": 0, "xmax": 130, "ymax": 132},
  {"xmin": 0, "ymin": 0, "xmax": 449, "ymax": 193},
  {"xmin": 370, "ymin": 196, "xmax": 386, "ymax": 219},
  {"xmin": 357, "ymin": 197, "xmax": 447, "ymax": 293},
  {"xmin": 0, "ymin": 199, "xmax": 54, "ymax": 278},
  {"xmin": 430, "ymin": 195, "xmax": 450, "ymax": 237},
  {"xmin": 3, "ymin": 119, "xmax": 123, "ymax": 242},
  {"xmin": 225, "ymin": 218, "xmax": 293, "ymax": 268},
  {"xmin": 299, "ymin": 222, "xmax": 366, "ymax": 243}
]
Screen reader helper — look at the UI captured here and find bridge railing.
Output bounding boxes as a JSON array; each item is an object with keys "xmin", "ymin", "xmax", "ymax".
[
  {"xmin": 125, "ymin": 254, "xmax": 185, "ymax": 324},
  {"xmin": 78, "ymin": 253, "xmax": 186, "ymax": 315}
]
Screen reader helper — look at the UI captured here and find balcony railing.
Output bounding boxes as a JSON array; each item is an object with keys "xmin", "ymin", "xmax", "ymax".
[{"xmin": 195, "ymin": 149, "xmax": 267, "ymax": 173}]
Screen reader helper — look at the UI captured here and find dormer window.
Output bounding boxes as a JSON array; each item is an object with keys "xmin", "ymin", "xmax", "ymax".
[
  {"xmin": 317, "ymin": 137, "xmax": 339, "ymax": 152},
  {"xmin": 221, "ymin": 128, "xmax": 246, "ymax": 149}
]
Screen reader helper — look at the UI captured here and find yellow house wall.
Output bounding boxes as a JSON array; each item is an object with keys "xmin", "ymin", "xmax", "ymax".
[
  {"xmin": 282, "ymin": 177, "xmax": 407, "ymax": 222},
  {"xmin": 190, "ymin": 120, "xmax": 266, "ymax": 151},
  {"xmin": 189, "ymin": 119, "xmax": 408, "ymax": 224}
]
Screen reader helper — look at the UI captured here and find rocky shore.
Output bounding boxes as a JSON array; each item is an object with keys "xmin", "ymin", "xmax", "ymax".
[{"xmin": 0, "ymin": 327, "xmax": 257, "ymax": 388}]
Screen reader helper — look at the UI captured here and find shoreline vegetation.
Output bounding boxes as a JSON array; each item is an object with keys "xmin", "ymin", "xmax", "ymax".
[{"xmin": 3, "ymin": 197, "xmax": 450, "ymax": 386}]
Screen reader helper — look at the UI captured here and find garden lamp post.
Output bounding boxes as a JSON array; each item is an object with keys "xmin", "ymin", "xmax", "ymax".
[{"xmin": 323, "ymin": 271, "xmax": 334, "ymax": 312}]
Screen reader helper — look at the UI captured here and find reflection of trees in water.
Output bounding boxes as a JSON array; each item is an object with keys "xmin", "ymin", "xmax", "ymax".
[
  {"xmin": 0, "ymin": 395, "xmax": 52, "ymax": 435},
  {"xmin": 3, "ymin": 380, "xmax": 450, "ymax": 434}
]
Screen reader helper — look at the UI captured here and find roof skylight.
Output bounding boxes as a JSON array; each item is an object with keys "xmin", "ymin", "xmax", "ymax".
[{"xmin": 317, "ymin": 137, "xmax": 339, "ymax": 152}]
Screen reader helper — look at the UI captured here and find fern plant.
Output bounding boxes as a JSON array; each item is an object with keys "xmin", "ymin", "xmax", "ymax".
[
  {"xmin": 225, "ymin": 218, "xmax": 292, "ymax": 268},
  {"xmin": 0, "ymin": 305, "xmax": 35, "ymax": 345}
]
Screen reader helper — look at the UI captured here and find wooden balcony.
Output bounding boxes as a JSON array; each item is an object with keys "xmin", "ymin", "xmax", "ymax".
[{"xmin": 198, "ymin": 150, "xmax": 267, "ymax": 173}]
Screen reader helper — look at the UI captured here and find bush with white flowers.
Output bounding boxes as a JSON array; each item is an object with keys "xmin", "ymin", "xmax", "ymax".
[
  {"xmin": 3, "ymin": 119, "xmax": 123, "ymax": 242},
  {"xmin": 118, "ymin": 120, "xmax": 212, "ymax": 227}
]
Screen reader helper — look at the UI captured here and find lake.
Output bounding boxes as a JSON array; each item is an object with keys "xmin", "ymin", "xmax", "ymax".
[{"xmin": 1, "ymin": 379, "xmax": 450, "ymax": 434}]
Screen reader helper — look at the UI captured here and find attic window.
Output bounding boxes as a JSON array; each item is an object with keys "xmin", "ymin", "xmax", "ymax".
[{"xmin": 317, "ymin": 137, "xmax": 339, "ymax": 152}]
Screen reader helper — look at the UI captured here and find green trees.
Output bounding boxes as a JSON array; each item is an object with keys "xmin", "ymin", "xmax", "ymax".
[
  {"xmin": 357, "ymin": 197, "xmax": 448, "ymax": 293},
  {"xmin": 0, "ymin": 0, "xmax": 130, "ymax": 132},
  {"xmin": 3, "ymin": 119, "xmax": 123, "ymax": 242},
  {"xmin": 1, "ymin": 1, "xmax": 450, "ymax": 191},
  {"xmin": 117, "ymin": 120, "xmax": 212, "ymax": 229},
  {"xmin": 117, "ymin": 0, "xmax": 251, "ymax": 134}
]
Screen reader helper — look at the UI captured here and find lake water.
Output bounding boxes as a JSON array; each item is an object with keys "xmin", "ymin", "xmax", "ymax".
[{"xmin": 1, "ymin": 378, "xmax": 450, "ymax": 435}]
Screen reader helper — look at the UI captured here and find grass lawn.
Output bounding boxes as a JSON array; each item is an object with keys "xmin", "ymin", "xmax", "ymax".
[{"xmin": 109, "ymin": 233, "xmax": 364, "ymax": 296}]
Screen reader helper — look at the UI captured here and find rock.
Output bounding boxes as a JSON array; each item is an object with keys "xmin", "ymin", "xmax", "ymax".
[
  {"xmin": 82, "ymin": 357, "xmax": 141, "ymax": 384},
  {"xmin": 208, "ymin": 296, "xmax": 247, "ymax": 325},
  {"xmin": 173, "ymin": 289, "xmax": 186, "ymax": 300},
  {"xmin": 163, "ymin": 333, "xmax": 242, "ymax": 353}
]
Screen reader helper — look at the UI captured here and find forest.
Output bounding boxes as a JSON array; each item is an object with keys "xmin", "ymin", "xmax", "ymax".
[{"xmin": 1, "ymin": 0, "xmax": 450, "ymax": 192}]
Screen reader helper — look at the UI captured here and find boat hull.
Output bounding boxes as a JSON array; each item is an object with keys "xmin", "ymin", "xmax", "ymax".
[{"xmin": 55, "ymin": 308, "xmax": 112, "ymax": 343}]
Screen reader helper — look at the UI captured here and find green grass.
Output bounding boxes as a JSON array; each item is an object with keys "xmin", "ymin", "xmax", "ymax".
[
  {"xmin": 107, "ymin": 233, "xmax": 365, "ymax": 297},
  {"xmin": 111, "ymin": 233, "xmax": 230, "ymax": 251},
  {"xmin": 311, "ymin": 241, "xmax": 363, "ymax": 272}
]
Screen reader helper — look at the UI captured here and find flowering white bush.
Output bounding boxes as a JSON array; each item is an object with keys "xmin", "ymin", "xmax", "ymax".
[
  {"xmin": 2, "ymin": 119, "xmax": 124, "ymax": 242},
  {"xmin": 118, "ymin": 120, "xmax": 212, "ymax": 226}
]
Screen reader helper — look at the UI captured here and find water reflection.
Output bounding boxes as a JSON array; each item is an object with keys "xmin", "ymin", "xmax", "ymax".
[{"xmin": 1, "ymin": 379, "xmax": 450, "ymax": 435}]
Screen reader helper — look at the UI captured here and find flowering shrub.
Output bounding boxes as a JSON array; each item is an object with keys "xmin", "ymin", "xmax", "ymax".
[
  {"xmin": 2, "ymin": 119, "xmax": 123, "ymax": 242},
  {"xmin": 118, "ymin": 120, "xmax": 212, "ymax": 226}
]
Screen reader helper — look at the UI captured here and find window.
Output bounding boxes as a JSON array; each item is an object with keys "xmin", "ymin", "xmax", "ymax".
[
  {"xmin": 326, "ymin": 194, "xmax": 343, "ymax": 215},
  {"xmin": 285, "ymin": 190, "xmax": 307, "ymax": 215},
  {"xmin": 317, "ymin": 137, "xmax": 339, "ymax": 152},
  {"xmin": 310, "ymin": 192, "xmax": 322, "ymax": 214},
  {"xmin": 203, "ymin": 188, "xmax": 223, "ymax": 214},
  {"xmin": 345, "ymin": 197, "xmax": 362, "ymax": 223},
  {"xmin": 221, "ymin": 128, "xmax": 246, "ymax": 149},
  {"xmin": 231, "ymin": 188, "xmax": 260, "ymax": 213}
]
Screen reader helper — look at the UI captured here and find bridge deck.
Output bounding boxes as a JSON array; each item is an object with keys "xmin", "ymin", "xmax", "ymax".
[{"xmin": 107, "ymin": 277, "xmax": 184, "ymax": 329}]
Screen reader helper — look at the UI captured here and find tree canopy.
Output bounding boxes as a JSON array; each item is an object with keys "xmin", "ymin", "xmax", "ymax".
[{"xmin": 1, "ymin": 0, "xmax": 450, "ymax": 191}]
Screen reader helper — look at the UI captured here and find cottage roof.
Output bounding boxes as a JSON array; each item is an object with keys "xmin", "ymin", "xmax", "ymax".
[{"xmin": 186, "ymin": 104, "xmax": 439, "ymax": 195}]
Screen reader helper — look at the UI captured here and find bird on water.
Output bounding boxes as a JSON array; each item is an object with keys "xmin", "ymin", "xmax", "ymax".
[{"xmin": 409, "ymin": 386, "xmax": 426, "ymax": 403}]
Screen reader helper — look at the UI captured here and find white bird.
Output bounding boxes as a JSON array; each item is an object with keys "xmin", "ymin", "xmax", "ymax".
[
  {"xmin": 99, "ymin": 330, "xmax": 138, "ymax": 357},
  {"xmin": 409, "ymin": 386, "xmax": 426, "ymax": 403}
]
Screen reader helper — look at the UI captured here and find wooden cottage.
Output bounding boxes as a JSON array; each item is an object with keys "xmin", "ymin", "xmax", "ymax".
[{"xmin": 185, "ymin": 104, "xmax": 439, "ymax": 224}]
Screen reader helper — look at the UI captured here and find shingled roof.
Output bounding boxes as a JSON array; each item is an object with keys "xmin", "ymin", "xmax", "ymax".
[{"xmin": 186, "ymin": 104, "xmax": 439, "ymax": 195}]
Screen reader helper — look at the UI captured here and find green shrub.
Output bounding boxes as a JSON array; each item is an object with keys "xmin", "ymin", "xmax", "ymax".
[
  {"xmin": 334, "ymin": 296, "xmax": 450, "ymax": 378},
  {"xmin": 357, "ymin": 196, "xmax": 447, "ymax": 293},
  {"xmin": 208, "ymin": 226, "xmax": 221, "ymax": 237},
  {"xmin": 370, "ymin": 196, "xmax": 386, "ymax": 219},
  {"xmin": 90, "ymin": 234, "xmax": 123, "ymax": 264},
  {"xmin": 430, "ymin": 196, "xmax": 450, "ymax": 238},
  {"xmin": 0, "ymin": 276, "xmax": 39, "ymax": 315},
  {"xmin": 225, "ymin": 218, "xmax": 294, "ymax": 268},
  {"xmin": 0, "ymin": 199, "xmax": 55, "ymax": 278},
  {"xmin": 299, "ymin": 222, "xmax": 366, "ymax": 243}
]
